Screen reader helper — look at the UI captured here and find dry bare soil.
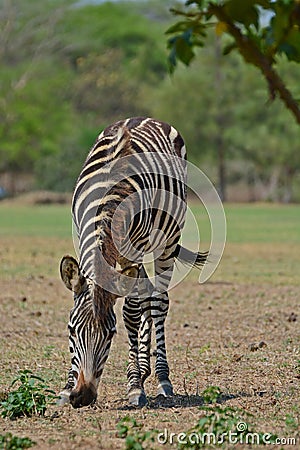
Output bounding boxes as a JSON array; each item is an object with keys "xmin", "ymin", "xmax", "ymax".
[{"xmin": 0, "ymin": 203, "xmax": 299, "ymax": 449}]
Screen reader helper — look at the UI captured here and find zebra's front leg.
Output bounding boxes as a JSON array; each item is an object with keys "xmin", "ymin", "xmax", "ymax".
[
  {"xmin": 152, "ymin": 293, "xmax": 173, "ymax": 397},
  {"xmin": 123, "ymin": 297, "xmax": 147, "ymax": 407},
  {"xmin": 139, "ymin": 298, "xmax": 153, "ymax": 384},
  {"xmin": 57, "ymin": 368, "xmax": 75, "ymax": 405}
]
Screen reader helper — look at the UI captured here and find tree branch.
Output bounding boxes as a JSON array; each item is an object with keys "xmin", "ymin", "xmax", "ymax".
[{"xmin": 209, "ymin": 3, "xmax": 300, "ymax": 125}]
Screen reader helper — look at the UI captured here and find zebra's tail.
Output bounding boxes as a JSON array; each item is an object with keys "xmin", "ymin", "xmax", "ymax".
[{"xmin": 174, "ymin": 244, "xmax": 208, "ymax": 268}]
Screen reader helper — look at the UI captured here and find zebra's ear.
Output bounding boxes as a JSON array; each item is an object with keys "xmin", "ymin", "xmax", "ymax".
[{"xmin": 60, "ymin": 255, "xmax": 86, "ymax": 295}]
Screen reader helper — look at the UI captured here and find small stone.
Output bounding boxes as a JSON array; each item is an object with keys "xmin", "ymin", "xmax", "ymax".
[
  {"xmin": 249, "ymin": 341, "xmax": 266, "ymax": 351},
  {"xmin": 233, "ymin": 353, "xmax": 243, "ymax": 362},
  {"xmin": 258, "ymin": 341, "xmax": 267, "ymax": 348},
  {"xmin": 288, "ymin": 312, "xmax": 297, "ymax": 322}
]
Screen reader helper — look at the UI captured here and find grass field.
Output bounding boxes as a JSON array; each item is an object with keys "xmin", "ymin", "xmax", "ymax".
[{"xmin": 0, "ymin": 201, "xmax": 299, "ymax": 449}]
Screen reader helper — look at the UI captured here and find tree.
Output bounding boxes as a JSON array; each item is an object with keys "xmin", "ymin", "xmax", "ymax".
[
  {"xmin": 0, "ymin": 1, "xmax": 169, "ymax": 192},
  {"xmin": 0, "ymin": 0, "xmax": 75, "ymax": 178},
  {"xmin": 167, "ymin": 0, "xmax": 300, "ymax": 123},
  {"xmin": 166, "ymin": 0, "xmax": 300, "ymax": 200}
]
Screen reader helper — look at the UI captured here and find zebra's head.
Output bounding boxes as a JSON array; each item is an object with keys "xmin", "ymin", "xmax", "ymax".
[{"xmin": 59, "ymin": 255, "xmax": 138, "ymax": 408}]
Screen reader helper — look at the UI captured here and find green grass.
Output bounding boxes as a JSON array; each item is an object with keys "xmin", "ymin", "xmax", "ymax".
[
  {"xmin": 1, "ymin": 202, "xmax": 299, "ymax": 243},
  {"xmin": 224, "ymin": 203, "xmax": 300, "ymax": 243},
  {"xmin": 0, "ymin": 204, "xmax": 71, "ymax": 238},
  {"xmin": 191, "ymin": 202, "xmax": 300, "ymax": 244},
  {"xmin": 0, "ymin": 202, "xmax": 299, "ymax": 283}
]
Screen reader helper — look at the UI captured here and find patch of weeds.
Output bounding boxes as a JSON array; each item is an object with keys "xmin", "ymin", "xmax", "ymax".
[
  {"xmin": 43, "ymin": 345, "xmax": 55, "ymax": 358},
  {"xmin": 0, "ymin": 432, "xmax": 35, "ymax": 449},
  {"xmin": 161, "ymin": 386, "xmax": 278, "ymax": 449},
  {"xmin": 198, "ymin": 343, "xmax": 211, "ymax": 355},
  {"xmin": 177, "ymin": 405, "xmax": 278, "ymax": 448},
  {"xmin": 202, "ymin": 386, "xmax": 221, "ymax": 404},
  {"xmin": 185, "ymin": 371, "xmax": 198, "ymax": 381},
  {"xmin": 0, "ymin": 370, "xmax": 57, "ymax": 419},
  {"xmin": 285, "ymin": 413, "xmax": 299, "ymax": 431},
  {"xmin": 117, "ymin": 416, "xmax": 157, "ymax": 450}
]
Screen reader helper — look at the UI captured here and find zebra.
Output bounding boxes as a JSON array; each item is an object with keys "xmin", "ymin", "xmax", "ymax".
[{"xmin": 59, "ymin": 117, "xmax": 207, "ymax": 408}]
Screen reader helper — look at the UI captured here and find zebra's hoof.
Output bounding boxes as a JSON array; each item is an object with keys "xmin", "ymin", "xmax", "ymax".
[
  {"xmin": 157, "ymin": 380, "xmax": 173, "ymax": 397},
  {"xmin": 57, "ymin": 389, "xmax": 71, "ymax": 406},
  {"xmin": 128, "ymin": 389, "xmax": 147, "ymax": 408}
]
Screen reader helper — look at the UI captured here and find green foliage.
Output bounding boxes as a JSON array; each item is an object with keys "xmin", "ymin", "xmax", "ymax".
[
  {"xmin": 0, "ymin": 0, "xmax": 168, "ymax": 190},
  {"xmin": 1, "ymin": 0, "xmax": 300, "ymax": 199},
  {"xmin": 202, "ymin": 385, "xmax": 221, "ymax": 404},
  {"xmin": 167, "ymin": 0, "xmax": 300, "ymax": 67},
  {"xmin": 0, "ymin": 370, "xmax": 57, "ymax": 419},
  {"xmin": 176, "ymin": 386, "xmax": 278, "ymax": 449},
  {"xmin": 0, "ymin": 433, "xmax": 35, "ymax": 450},
  {"xmin": 167, "ymin": 0, "xmax": 300, "ymax": 126},
  {"xmin": 117, "ymin": 416, "xmax": 157, "ymax": 450}
]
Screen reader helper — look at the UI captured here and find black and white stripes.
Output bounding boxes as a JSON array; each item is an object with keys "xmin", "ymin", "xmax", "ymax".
[{"xmin": 59, "ymin": 117, "xmax": 207, "ymax": 408}]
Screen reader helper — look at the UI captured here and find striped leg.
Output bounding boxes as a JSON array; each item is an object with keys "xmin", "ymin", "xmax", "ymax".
[
  {"xmin": 153, "ymin": 253, "xmax": 174, "ymax": 397},
  {"xmin": 152, "ymin": 292, "xmax": 173, "ymax": 396},
  {"xmin": 123, "ymin": 265, "xmax": 153, "ymax": 406},
  {"xmin": 138, "ymin": 265, "xmax": 154, "ymax": 384},
  {"xmin": 123, "ymin": 296, "xmax": 146, "ymax": 406},
  {"xmin": 139, "ymin": 297, "xmax": 153, "ymax": 383}
]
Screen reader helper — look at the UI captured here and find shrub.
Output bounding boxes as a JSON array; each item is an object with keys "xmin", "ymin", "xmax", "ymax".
[
  {"xmin": 0, "ymin": 370, "xmax": 56, "ymax": 419},
  {"xmin": 0, "ymin": 432, "xmax": 35, "ymax": 450}
]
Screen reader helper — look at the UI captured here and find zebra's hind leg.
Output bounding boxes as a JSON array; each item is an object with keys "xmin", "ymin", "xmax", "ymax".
[
  {"xmin": 152, "ymin": 251, "xmax": 175, "ymax": 398},
  {"xmin": 123, "ymin": 296, "xmax": 147, "ymax": 407},
  {"xmin": 152, "ymin": 292, "xmax": 173, "ymax": 398}
]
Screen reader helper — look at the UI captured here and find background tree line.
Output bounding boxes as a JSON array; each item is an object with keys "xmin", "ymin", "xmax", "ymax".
[{"xmin": 0, "ymin": 0, "xmax": 299, "ymax": 201}]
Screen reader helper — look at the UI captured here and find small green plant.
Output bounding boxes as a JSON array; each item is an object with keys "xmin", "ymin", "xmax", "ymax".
[
  {"xmin": 198, "ymin": 343, "xmax": 211, "ymax": 355},
  {"xmin": 0, "ymin": 432, "xmax": 35, "ymax": 450},
  {"xmin": 178, "ymin": 404, "xmax": 278, "ymax": 449},
  {"xmin": 179, "ymin": 405, "xmax": 245, "ymax": 449},
  {"xmin": 176, "ymin": 386, "xmax": 278, "ymax": 449},
  {"xmin": 0, "ymin": 370, "xmax": 57, "ymax": 419},
  {"xmin": 117, "ymin": 416, "xmax": 156, "ymax": 450},
  {"xmin": 285, "ymin": 413, "xmax": 299, "ymax": 431},
  {"xmin": 43, "ymin": 345, "xmax": 55, "ymax": 358},
  {"xmin": 201, "ymin": 386, "xmax": 221, "ymax": 404}
]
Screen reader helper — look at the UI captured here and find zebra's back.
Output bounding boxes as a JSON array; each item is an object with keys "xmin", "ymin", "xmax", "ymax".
[{"xmin": 72, "ymin": 117, "xmax": 187, "ymax": 277}]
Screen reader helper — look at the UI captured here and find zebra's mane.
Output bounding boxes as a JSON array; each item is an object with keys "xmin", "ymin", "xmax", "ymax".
[
  {"xmin": 92, "ymin": 245, "xmax": 117, "ymax": 324},
  {"xmin": 91, "ymin": 126, "xmax": 134, "ymax": 322}
]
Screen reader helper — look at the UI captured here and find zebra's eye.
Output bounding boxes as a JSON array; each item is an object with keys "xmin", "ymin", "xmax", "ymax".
[
  {"xmin": 95, "ymin": 369, "xmax": 103, "ymax": 379},
  {"xmin": 68, "ymin": 325, "xmax": 76, "ymax": 338}
]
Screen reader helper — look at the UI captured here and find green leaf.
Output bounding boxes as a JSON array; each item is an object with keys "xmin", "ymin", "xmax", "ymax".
[
  {"xmin": 175, "ymin": 35, "xmax": 195, "ymax": 66},
  {"xmin": 270, "ymin": 2, "xmax": 293, "ymax": 44},
  {"xmin": 224, "ymin": 0, "xmax": 261, "ymax": 29},
  {"xmin": 166, "ymin": 21, "xmax": 191, "ymax": 35},
  {"xmin": 282, "ymin": 27, "xmax": 300, "ymax": 61}
]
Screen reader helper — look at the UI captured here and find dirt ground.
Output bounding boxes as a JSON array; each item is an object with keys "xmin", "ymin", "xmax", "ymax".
[{"xmin": 0, "ymin": 235, "xmax": 299, "ymax": 449}]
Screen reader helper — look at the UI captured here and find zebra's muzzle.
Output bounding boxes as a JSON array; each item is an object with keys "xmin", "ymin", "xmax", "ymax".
[{"xmin": 69, "ymin": 383, "xmax": 97, "ymax": 408}]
